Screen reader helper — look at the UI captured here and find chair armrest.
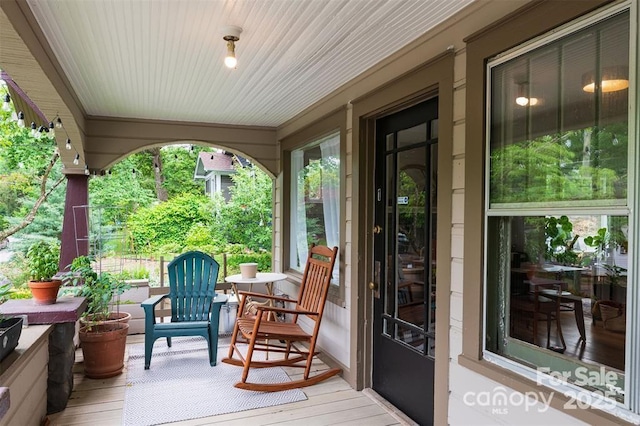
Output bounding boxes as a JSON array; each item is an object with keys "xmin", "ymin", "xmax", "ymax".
[
  {"xmin": 141, "ymin": 294, "xmax": 168, "ymax": 309},
  {"xmin": 255, "ymin": 305, "xmax": 318, "ymax": 316},
  {"xmin": 237, "ymin": 290, "xmax": 292, "ymax": 304}
]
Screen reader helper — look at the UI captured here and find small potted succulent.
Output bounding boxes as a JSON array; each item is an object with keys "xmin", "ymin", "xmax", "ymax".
[{"xmin": 25, "ymin": 240, "xmax": 62, "ymax": 305}]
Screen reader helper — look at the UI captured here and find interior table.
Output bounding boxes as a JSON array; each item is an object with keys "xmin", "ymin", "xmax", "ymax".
[{"xmin": 527, "ymin": 277, "xmax": 586, "ymax": 344}]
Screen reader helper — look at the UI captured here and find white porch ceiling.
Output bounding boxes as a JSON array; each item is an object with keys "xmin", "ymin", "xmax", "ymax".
[{"xmin": 25, "ymin": 0, "xmax": 474, "ymax": 127}]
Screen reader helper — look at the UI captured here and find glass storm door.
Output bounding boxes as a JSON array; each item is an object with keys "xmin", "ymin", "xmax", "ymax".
[{"xmin": 372, "ymin": 98, "xmax": 438, "ymax": 425}]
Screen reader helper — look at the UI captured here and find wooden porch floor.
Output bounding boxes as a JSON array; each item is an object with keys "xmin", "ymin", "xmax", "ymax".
[{"xmin": 47, "ymin": 335, "xmax": 409, "ymax": 426}]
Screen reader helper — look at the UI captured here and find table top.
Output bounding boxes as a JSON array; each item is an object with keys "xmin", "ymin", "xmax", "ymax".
[{"xmin": 224, "ymin": 272, "xmax": 288, "ymax": 284}]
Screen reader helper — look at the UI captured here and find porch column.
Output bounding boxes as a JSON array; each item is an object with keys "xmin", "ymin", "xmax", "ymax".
[{"xmin": 59, "ymin": 174, "xmax": 89, "ymax": 271}]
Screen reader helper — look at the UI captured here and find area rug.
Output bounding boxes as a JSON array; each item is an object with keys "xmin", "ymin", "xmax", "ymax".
[{"xmin": 122, "ymin": 337, "xmax": 307, "ymax": 426}]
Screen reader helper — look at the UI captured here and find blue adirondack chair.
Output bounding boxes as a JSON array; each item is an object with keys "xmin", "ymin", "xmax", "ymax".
[{"xmin": 142, "ymin": 251, "xmax": 228, "ymax": 369}]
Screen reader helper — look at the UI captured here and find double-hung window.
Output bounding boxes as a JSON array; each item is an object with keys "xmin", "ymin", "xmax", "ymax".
[
  {"xmin": 484, "ymin": 4, "xmax": 639, "ymax": 417},
  {"xmin": 289, "ymin": 132, "xmax": 340, "ymax": 283}
]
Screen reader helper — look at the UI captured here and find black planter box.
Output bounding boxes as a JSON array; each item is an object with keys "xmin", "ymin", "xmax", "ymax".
[{"xmin": 0, "ymin": 317, "xmax": 23, "ymax": 362}]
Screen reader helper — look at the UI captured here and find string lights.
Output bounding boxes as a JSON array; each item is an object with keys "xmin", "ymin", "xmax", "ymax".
[
  {"xmin": 49, "ymin": 114, "xmax": 89, "ymax": 173},
  {"xmin": 3, "ymin": 92, "xmax": 91, "ymax": 174}
]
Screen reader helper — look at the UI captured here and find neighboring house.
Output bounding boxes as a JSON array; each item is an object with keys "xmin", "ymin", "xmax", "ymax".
[{"xmin": 193, "ymin": 151, "xmax": 245, "ymax": 201}]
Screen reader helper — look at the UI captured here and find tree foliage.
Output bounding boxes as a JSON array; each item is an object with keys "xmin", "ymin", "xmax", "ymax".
[
  {"xmin": 160, "ymin": 145, "xmax": 206, "ymax": 198},
  {"xmin": 0, "ymin": 85, "xmax": 65, "ymax": 240},
  {"xmin": 219, "ymin": 164, "xmax": 272, "ymax": 252},
  {"xmin": 127, "ymin": 193, "xmax": 215, "ymax": 252},
  {"xmin": 89, "ymin": 156, "xmax": 155, "ymax": 224},
  {"xmin": 490, "ymin": 127, "xmax": 626, "ymax": 203}
]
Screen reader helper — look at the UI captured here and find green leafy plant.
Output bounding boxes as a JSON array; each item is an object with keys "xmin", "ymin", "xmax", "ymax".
[
  {"xmin": 603, "ymin": 264, "xmax": 626, "ymax": 288},
  {"xmin": 584, "ymin": 227, "xmax": 609, "ymax": 262},
  {"xmin": 25, "ymin": 240, "xmax": 61, "ymax": 281},
  {"xmin": 544, "ymin": 215, "xmax": 579, "ymax": 265},
  {"xmin": 118, "ymin": 266, "xmax": 150, "ymax": 280},
  {"xmin": 0, "ymin": 282, "xmax": 11, "ymax": 303},
  {"xmin": 65, "ymin": 256, "xmax": 130, "ymax": 327}
]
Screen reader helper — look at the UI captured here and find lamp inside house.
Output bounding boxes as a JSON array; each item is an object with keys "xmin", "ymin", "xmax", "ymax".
[
  {"xmin": 582, "ymin": 65, "xmax": 628, "ymax": 93},
  {"xmin": 222, "ymin": 26, "xmax": 242, "ymax": 69},
  {"xmin": 515, "ymin": 82, "xmax": 539, "ymax": 106}
]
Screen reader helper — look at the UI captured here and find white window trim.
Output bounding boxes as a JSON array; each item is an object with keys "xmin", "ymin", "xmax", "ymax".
[{"xmin": 481, "ymin": 0, "xmax": 640, "ymax": 418}]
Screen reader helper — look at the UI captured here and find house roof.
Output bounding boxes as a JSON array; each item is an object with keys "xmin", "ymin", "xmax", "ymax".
[{"xmin": 194, "ymin": 151, "xmax": 236, "ymax": 179}]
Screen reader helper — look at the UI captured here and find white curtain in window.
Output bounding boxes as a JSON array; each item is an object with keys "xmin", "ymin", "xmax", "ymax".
[
  {"xmin": 291, "ymin": 150, "xmax": 308, "ymax": 271},
  {"xmin": 320, "ymin": 134, "xmax": 340, "ymax": 279}
]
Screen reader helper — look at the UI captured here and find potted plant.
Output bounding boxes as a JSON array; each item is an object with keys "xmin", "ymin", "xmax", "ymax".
[
  {"xmin": 25, "ymin": 240, "xmax": 62, "ymax": 304},
  {"xmin": 65, "ymin": 256, "xmax": 130, "ymax": 378}
]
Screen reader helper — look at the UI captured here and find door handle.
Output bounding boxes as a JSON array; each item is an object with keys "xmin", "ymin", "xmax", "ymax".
[
  {"xmin": 373, "ymin": 225, "xmax": 382, "ymax": 234},
  {"xmin": 368, "ymin": 281, "xmax": 378, "ymax": 290}
]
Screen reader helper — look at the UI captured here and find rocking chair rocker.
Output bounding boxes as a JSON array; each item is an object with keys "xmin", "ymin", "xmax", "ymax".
[{"xmin": 222, "ymin": 244, "xmax": 340, "ymax": 391}]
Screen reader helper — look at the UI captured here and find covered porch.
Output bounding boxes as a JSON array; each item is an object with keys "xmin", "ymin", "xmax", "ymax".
[
  {"xmin": 49, "ymin": 334, "xmax": 406, "ymax": 426},
  {"xmin": 2, "ymin": 0, "xmax": 639, "ymax": 425}
]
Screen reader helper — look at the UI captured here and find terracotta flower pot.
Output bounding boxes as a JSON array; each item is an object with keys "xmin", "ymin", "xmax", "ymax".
[
  {"xmin": 79, "ymin": 322, "xmax": 129, "ymax": 379},
  {"xmin": 80, "ymin": 311, "xmax": 132, "ymax": 329},
  {"xmin": 28, "ymin": 279, "xmax": 62, "ymax": 305}
]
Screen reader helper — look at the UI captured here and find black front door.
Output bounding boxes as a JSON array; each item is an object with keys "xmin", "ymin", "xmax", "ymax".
[{"xmin": 372, "ymin": 98, "xmax": 438, "ymax": 425}]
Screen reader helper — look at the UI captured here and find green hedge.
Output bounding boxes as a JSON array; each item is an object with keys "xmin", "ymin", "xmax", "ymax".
[{"xmin": 223, "ymin": 253, "xmax": 272, "ymax": 276}]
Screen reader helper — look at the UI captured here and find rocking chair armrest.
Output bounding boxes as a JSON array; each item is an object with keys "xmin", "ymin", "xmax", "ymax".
[
  {"xmin": 237, "ymin": 290, "xmax": 293, "ymax": 304},
  {"xmin": 255, "ymin": 305, "xmax": 318, "ymax": 316}
]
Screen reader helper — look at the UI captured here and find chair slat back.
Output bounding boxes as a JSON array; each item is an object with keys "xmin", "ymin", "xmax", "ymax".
[
  {"xmin": 296, "ymin": 245, "xmax": 338, "ymax": 323},
  {"xmin": 167, "ymin": 251, "xmax": 220, "ymax": 322}
]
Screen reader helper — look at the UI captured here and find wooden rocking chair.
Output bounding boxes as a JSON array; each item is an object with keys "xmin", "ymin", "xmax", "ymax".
[{"xmin": 222, "ymin": 244, "xmax": 340, "ymax": 391}]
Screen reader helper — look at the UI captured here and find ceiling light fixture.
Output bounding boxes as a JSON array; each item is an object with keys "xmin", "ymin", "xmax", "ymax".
[
  {"xmin": 222, "ymin": 26, "xmax": 242, "ymax": 69},
  {"xmin": 515, "ymin": 82, "xmax": 539, "ymax": 107},
  {"xmin": 582, "ymin": 66, "xmax": 628, "ymax": 93}
]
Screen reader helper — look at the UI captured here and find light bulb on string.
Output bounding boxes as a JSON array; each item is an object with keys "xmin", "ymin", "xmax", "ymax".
[
  {"xmin": 132, "ymin": 168, "xmax": 136, "ymax": 177},
  {"xmin": 35, "ymin": 126, "xmax": 43, "ymax": 139},
  {"xmin": 55, "ymin": 117, "xmax": 63, "ymax": 129},
  {"xmin": 17, "ymin": 112, "xmax": 25, "ymax": 127},
  {"xmin": 49, "ymin": 122, "xmax": 55, "ymax": 137},
  {"xmin": 30, "ymin": 122, "xmax": 37, "ymax": 136},
  {"xmin": 84, "ymin": 165, "xmax": 89, "ymax": 175},
  {"xmin": 65, "ymin": 139, "xmax": 71, "ymax": 150},
  {"xmin": 154, "ymin": 163, "xmax": 159, "ymax": 172},
  {"xmin": 73, "ymin": 154, "xmax": 80, "ymax": 165},
  {"xmin": 107, "ymin": 169, "xmax": 112, "ymax": 175},
  {"xmin": 2, "ymin": 94, "xmax": 11, "ymax": 111},
  {"xmin": 612, "ymin": 134, "xmax": 619, "ymax": 146}
]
